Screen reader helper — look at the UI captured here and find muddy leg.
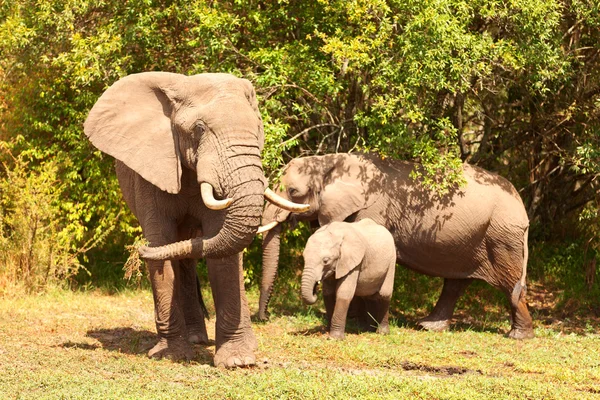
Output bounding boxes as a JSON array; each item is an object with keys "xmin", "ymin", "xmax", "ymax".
[{"xmin": 505, "ymin": 281, "xmax": 534, "ymax": 339}]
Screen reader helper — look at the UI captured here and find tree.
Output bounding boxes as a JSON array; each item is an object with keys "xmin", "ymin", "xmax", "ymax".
[{"xmin": 0, "ymin": 0, "xmax": 598, "ymax": 288}]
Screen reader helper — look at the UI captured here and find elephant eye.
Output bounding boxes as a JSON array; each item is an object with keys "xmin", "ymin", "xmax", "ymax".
[
  {"xmin": 192, "ymin": 121, "xmax": 206, "ymax": 136},
  {"xmin": 322, "ymin": 257, "xmax": 331, "ymax": 265},
  {"xmin": 288, "ymin": 187, "xmax": 299, "ymax": 197}
]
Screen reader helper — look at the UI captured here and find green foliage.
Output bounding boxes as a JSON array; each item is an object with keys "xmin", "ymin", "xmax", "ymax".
[
  {"xmin": 0, "ymin": 146, "xmax": 110, "ymax": 293},
  {"xmin": 529, "ymin": 240, "xmax": 600, "ymax": 313},
  {"xmin": 0, "ymin": 0, "xmax": 599, "ymax": 290}
]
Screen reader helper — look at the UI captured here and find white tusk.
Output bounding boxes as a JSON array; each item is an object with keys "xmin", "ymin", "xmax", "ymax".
[
  {"xmin": 201, "ymin": 182, "xmax": 233, "ymax": 210},
  {"xmin": 256, "ymin": 221, "xmax": 279, "ymax": 235},
  {"xmin": 264, "ymin": 188, "xmax": 310, "ymax": 212}
]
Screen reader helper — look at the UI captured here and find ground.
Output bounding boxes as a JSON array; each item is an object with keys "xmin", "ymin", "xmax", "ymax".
[{"xmin": 0, "ymin": 283, "xmax": 599, "ymax": 399}]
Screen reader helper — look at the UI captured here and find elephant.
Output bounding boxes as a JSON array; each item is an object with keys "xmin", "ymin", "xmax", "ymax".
[
  {"xmin": 258, "ymin": 152, "xmax": 534, "ymax": 339},
  {"xmin": 302, "ymin": 219, "xmax": 396, "ymax": 340},
  {"xmin": 84, "ymin": 71, "xmax": 308, "ymax": 368}
]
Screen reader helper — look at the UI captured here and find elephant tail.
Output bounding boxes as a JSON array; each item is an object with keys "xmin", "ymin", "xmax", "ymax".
[
  {"xmin": 196, "ymin": 275, "xmax": 209, "ymax": 319},
  {"xmin": 511, "ymin": 225, "xmax": 529, "ymax": 308}
]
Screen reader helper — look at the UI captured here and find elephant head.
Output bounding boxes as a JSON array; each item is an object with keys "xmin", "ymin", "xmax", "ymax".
[
  {"xmin": 84, "ymin": 72, "xmax": 307, "ymax": 261},
  {"xmin": 257, "ymin": 153, "xmax": 382, "ymax": 319},
  {"xmin": 301, "ymin": 223, "xmax": 365, "ymax": 305}
]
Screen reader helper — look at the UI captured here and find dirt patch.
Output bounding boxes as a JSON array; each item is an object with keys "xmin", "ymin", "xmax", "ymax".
[
  {"xmin": 578, "ymin": 386, "xmax": 600, "ymax": 394},
  {"xmin": 399, "ymin": 361, "xmax": 482, "ymax": 376}
]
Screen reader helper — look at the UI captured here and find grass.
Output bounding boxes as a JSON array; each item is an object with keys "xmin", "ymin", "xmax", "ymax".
[{"xmin": 0, "ymin": 277, "xmax": 599, "ymax": 400}]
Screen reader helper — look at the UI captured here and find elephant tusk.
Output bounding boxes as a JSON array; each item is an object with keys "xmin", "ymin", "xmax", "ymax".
[
  {"xmin": 201, "ymin": 182, "xmax": 233, "ymax": 210},
  {"xmin": 257, "ymin": 221, "xmax": 279, "ymax": 235},
  {"xmin": 264, "ymin": 188, "xmax": 310, "ymax": 212}
]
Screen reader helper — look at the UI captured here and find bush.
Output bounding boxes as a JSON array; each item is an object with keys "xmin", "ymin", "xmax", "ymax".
[
  {"xmin": 529, "ymin": 239, "xmax": 600, "ymax": 315},
  {"xmin": 0, "ymin": 146, "xmax": 109, "ymax": 293}
]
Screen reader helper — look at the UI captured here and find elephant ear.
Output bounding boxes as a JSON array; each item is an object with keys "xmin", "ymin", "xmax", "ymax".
[
  {"xmin": 318, "ymin": 178, "xmax": 366, "ymax": 226},
  {"xmin": 335, "ymin": 226, "xmax": 365, "ymax": 279},
  {"xmin": 84, "ymin": 72, "xmax": 182, "ymax": 194}
]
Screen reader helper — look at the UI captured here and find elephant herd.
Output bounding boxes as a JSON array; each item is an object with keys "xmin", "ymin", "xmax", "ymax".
[{"xmin": 84, "ymin": 72, "xmax": 533, "ymax": 368}]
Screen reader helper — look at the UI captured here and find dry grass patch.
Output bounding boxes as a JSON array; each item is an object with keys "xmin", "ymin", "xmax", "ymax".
[{"xmin": 0, "ymin": 288, "xmax": 599, "ymax": 399}]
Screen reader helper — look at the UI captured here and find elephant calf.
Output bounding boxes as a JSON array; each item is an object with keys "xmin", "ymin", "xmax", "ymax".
[{"xmin": 302, "ymin": 219, "xmax": 396, "ymax": 340}]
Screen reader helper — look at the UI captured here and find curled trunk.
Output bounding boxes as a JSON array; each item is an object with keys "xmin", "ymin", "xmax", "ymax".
[
  {"xmin": 139, "ymin": 181, "xmax": 263, "ymax": 260},
  {"xmin": 301, "ymin": 264, "xmax": 323, "ymax": 305},
  {"xmin": 139, "ymin": 142, "xmax": 264, "ymax": 260}
]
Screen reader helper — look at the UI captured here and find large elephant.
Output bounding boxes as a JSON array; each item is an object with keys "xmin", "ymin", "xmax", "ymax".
[
  {"xmin": 258, "ymin": 153, "xmax": 534, "ymax": 339},
  {"xmin": 84, "ymin": 72, "xmax": 307, "ymax": 368}
]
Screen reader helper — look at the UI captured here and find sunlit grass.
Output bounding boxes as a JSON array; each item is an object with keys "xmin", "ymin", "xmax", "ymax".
[{"xmin": 0, "ymin": 283, "xmax": 599, "ymax": 399}]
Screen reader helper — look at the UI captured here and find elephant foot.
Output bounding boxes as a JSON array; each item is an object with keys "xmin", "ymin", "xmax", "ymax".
[
  {"xmin": 328, "ymin": 330, "xmax": 345, "ymax": 340},
  {"xmin": 252, "ymin": 311, "xmax": 269, "ymax": 322},
  {"xmin": 417, "ymin": 318, "xmax": 450, "ymax": 332},
  {"xmin": 148, "ymin": 337, "xmax": 195, "ymax": 361},
  {"xmin": 188, "ymin": 330, "xmax": 210, "ymax": 345},
  {"xmin": 187, "ymin": 322, "xmax": 210, "ymax": 345},
  {"xmin": 507, "ymin": 327, "xmax": 535, "ymax": 340},
  {"xmin": 213, "ymin": 339, "xmax": 256, "ymax": 369},
  {"xmin": 376, "ymin": 324, "xmax": 390, "ymax": 335}
]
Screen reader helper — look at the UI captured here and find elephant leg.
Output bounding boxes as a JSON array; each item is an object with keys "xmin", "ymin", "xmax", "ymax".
[
  {"xmin": 329, "ymin": 272, "xmax": 359, "ymax": 340},
  {"xmin": 418, "ymin": 278, "xmax": 472, "ymax": 332},
  {"xmin": 322, "ymin": 279, "xmax": 337, "ymax": 330},
  {"xmin": 178, "ymin": 258, "xmax": 209, "ymax": 345},
  {"xmin": 348, "ymin": 297, "xmax": 365, "ymax": 319},
  {"xmin": 496, "ymin": 276, "xmax": 534, "ymax": 339},
  {"xmin": 176, "ymin": 227, "xmax": 209, "ymax": 345},
  {"xmin": 366, "ymin": 263, "xmax": 394, "ymax": 334},
  {"xmin": 364, "ymin": 295, "xmax": 391, "ymax": 334},
  {"xmin": 506, "ymin": 286, "xmax": 534, "ymax": 339},
  {"xmin": 207, "ymin": 253, "xmax": 257, "ymax": 368},
  {"xmin": 486, "ymin": 231, "xmax": 534, "ymax": 339},
  {"xmin": 146, "ymin": 257, "xmax": 195, "ymax": 361},
  {"xmin": 351, "ymin": 298, "xmax": 372, "ymax": 331},
  {"xmin": 328, "ymin": 297, "xmax": 350, "ymax": 340}
]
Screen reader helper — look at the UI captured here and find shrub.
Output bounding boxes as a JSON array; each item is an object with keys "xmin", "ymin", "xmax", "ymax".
[{"xmin": 0, "ymin": 146, "xmax": 109, "ymax": 293}]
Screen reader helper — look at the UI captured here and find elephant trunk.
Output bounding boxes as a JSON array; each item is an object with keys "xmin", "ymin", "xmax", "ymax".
[
  {"xmin": 139, "ymin": 137, "xmax": 264, "ymax": 261},
  {"xmin": 257, "ymin": 224, "xmax": 282, "ymax": 320},
  {"xmin": 301, "ymin": 264, "xmax": 323, "ymax": 305}
]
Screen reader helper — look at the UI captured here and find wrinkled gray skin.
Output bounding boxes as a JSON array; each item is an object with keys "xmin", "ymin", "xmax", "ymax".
[
  {"xmin": 302, "ymin": 219, "xmax": 396, "ymax": 340},
  {"xmin": 85, "ymin": 72, "xmax": 273, "ymax": 368},
  {"xmin": 260, "ymin": 153, "xmax": 534, "ymax": 339}
]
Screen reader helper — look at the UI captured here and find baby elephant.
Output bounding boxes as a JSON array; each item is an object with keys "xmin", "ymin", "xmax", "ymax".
[{"xmin": 301, "ymin": 219, "xmax": 396, "ymax": 339}]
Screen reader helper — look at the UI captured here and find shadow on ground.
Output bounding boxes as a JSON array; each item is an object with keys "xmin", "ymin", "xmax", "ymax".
[
  {"xmin": 264, "ymin": 278, "xmax": 600, "ymax": 337},
  {"xmin": 60, "ymin": 328, "xmax": 214, "ymax": 365}
]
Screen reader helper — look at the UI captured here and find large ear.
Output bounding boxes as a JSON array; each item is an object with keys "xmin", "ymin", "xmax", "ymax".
[
  {"xmin": 335, "ymin": 225, "xmax": 365, "ymax": 279},
  {"xmin": 318, "ymin": 179, "xmax": 366, "ymax": 225},
  {"xmin": 84, "ymin": 72, "xmax": 182, "ymax": 194}
]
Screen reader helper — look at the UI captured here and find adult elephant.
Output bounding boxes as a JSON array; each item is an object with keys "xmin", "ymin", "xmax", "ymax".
[
  {"xmin": 258, "ymin": 153, "xmax": 534, "ymax": 339},
  {"xmin": 84, "ymin": 72, "xmax": 308, "ymax": 368}
]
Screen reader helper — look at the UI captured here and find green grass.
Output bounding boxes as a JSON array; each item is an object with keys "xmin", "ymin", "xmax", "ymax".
[{"xmin": 0, "ymin": 282, "xmax": 599, "ymax": 399}]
